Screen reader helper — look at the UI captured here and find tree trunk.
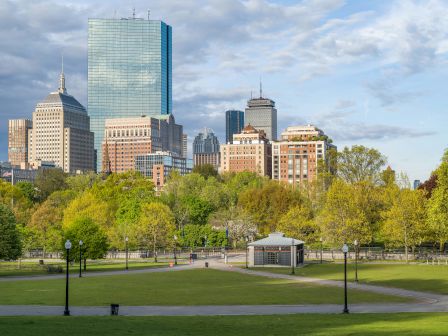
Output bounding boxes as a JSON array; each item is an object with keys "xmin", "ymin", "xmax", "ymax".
[
  {"xmin": 84, "ymin": 258, "xmax": 86, "ymax": 271},
  {"xmin": 153, "ymin": 235, "xmax": 157, "ymax": 263},
  {"xmin": 404, "ymin": 226, "xmax": 409, "ymax": 264}
]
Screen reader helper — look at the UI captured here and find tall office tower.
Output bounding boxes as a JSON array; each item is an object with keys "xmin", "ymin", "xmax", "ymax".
[
  {"xmin": 272, "ymin": 125, "xmax": 336, "ymax": 185},
  {"xmin": 28, "ymin": 71, "xmax": 94, "ymax": 173},
  {"xmin": 220, "ymin": 125, "xmax": 272, "ymax": 177},
  {"xmin": 102, "ymin": 114, "xmax": 182, "ymax": 173},
  {"xmin": 413, "ymin": 180, "xmax": 421, "ymax": 190},
  {"xmin": 244, "ymin": 88, "xmax": 277, "ymax": 141},
  {"xmin": 182, "ymin": 133, "xmax": 188, "ymax": 158},
  {"xmin": 8, "ymin": 119, "xmax": 32, "ymax": 167},
  {"xmin": 88, "ymin": 16, "xmax": 172, "ymax": 171},
  {"xmin": 225, "ymin": 110, "xmax": 244, "ymax": 144},
  {"xmin": 193, "ymin": 128, "xmax": 220, "ymax": 169}
]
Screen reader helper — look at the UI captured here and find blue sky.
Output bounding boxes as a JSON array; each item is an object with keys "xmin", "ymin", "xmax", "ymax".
[{"xmin": 0, "ymin": 0, "xmax": 446, "ymax": 182}]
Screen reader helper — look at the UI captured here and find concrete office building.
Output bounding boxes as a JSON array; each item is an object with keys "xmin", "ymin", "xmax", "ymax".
[
  {"xmin": 8, "ymin": 119, "xmax": 32, "ymax": 167},
  {"xmin": 182, "ymin": 133, "xmax": 188, "ymax": 158},
  {"xmin": 272, "ymin": 125, "xmax": 336, "ymax": 185},
  {"xmin": 102, "ymin": 114, "xmax": 183, "ymax": 173},
  {"xmin": 193, "ymin": 128, "xmax": 220, "ymax": 169},
  {"xmin": 88, "ymin": 16, "xmax": 172, "ymax": 171},
  {"xmin": 220, "ymin": 124, "xmax": 271, "ymax": 177},
  {"xmin": 225, "ymin": 110, "xmax": 244, "ymax": 144},
  {"xmin": 244, "ymin": 90, "xmax": 277, "ymax": 141},
  {"xmin": 28, "ymin": 71, "xmax": 94, "ymax": 173}
]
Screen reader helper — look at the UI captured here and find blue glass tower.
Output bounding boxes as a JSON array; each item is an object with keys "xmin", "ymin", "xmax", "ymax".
[
  {"xmin": 88, "ymin": 18, "xmax": 172, "ymax": 171},
  {"xmin": 225, "ymin": 110, "xmax": 244, "ymax": 144}
]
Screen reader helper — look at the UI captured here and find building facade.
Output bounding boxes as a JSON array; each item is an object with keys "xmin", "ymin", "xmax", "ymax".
[
  {"xmin": 182, "ymin": 133, "xmax": 188, "ymax": 158},
  {"xmin": 135, "ymin": 151, "xmax": 193, "ymax": 192},
  {"xmin": 244, "ymin": 96, "xmax": 277, "ymax": 141},
  {"xmin": 225, "ymin": 110, "xmax": 244, "ymax": 144},
  {"xmin": 102, "ymin": 114, "xmax": 183, "ymax": 173},
  {"xmin": 272, "ymin": 125, "xmax": 336, "ymax": 185},
  {"xmin": 193, "ymin": 128, "xmax": 220, "ymax": 169},
  {"xmin": 28, "ymin": 72, "xmax": 94, "ymax": 173},
  {"xmin": 220, "ymin": 125, "xmax": 271, "ymax": 177},
  {"xmin": 8, "ymin": 119, "xmax": 32, "ymax": 167},
  {"xmin": 88, "ymin": 17, "xmax": 172, "ymax": 171}
]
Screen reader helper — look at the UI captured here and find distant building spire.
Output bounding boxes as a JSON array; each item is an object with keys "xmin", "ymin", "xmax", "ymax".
[
  {"xmin": 103, "ymin": 136, "xmax": 112, "ymax": 176},
  {"xmin": 58, "ymin": 55, "xmax": 67, "ymax": 94}
]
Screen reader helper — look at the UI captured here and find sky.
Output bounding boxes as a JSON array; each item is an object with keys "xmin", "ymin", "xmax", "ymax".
[{"xmin": 0, "ymin": 0, "xmax": 447, "ymax": 182}]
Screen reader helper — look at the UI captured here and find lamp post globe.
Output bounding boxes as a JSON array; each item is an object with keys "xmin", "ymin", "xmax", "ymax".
[
  {"xmin": 342, "ymin": 243, "xmax": 349, "ymax": 314},
  {"xmin": 79, "ymin": 240, "xmax": 83, "ymax": 278},
  {"xmin": 354, "ymin": 239, "xmax": 359, "ymax": 283},
  {"xmin": 64, "ymin": 239, "xmax": 72, "ymax": 316}
]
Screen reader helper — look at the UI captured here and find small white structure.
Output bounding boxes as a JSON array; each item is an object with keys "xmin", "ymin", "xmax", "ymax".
[{"xmin": 248, "ymin": 232, "xmax": 304, "ymax": 267}]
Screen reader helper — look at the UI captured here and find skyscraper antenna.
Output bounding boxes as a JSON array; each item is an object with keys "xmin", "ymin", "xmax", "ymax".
[
  {"xmin": 250, "ymin": 90, "xmax": 253, "ymax": 99},
  {"xmin": 147, "ymin": 10, "xmax": 150, "ymax": 20},
  {"xmin": 132, "ymin": 7, "xmax": 136, "ymax": 19},
  {"xmin": 259, "ymin": 77, "xmax": 263, "ymax": 98}
]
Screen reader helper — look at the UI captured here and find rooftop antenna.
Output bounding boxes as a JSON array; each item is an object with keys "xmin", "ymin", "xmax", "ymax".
[
  {"xmin": 132, "ymin": 7, "xmax": 136, "ymax": 19},
  {"xmin": 114, "ymin": 10, "xmax": 116, "ymax": 19},
  {"xmin": 147, "ymin": 10, "xmax": 150, "ymax": 20},
  {"xmin": 259, "ymin": 77, "xmax": 263, "ymax": 98},
  {"xmin": 250, "ymin": 90, "xmax": 253, "ymax": 99}
]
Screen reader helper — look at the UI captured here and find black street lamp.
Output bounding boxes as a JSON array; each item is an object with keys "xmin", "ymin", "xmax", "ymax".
[
  {"xmin": 354, "ymin": 239, "xmax": 359, "ymax": 283},
  {"xmin": 79, "ymin": 240, "xmax": 83, "ymax": 278},
  {"xmin": 342, "ymin": 243, "xmax": 349, "ymax": 314},
  {"xmin": 291, "ymin": 238, "xmax": 295, "ymax": 275},
  {"xmin": 125, "ymin": 236, "xmax": 129, "ymax": 271},
  {"xmin": 64, "ymin": 239, "xmax": 72, "ymax": 316},
  {"xmin": 174, "ymin": 235, "xmax": 178, "ymax": 265},
  {"xmin": 320, "ymin": 237, "xmax": 323, "ymax": 264},
  {"xmin": 245, "ymin": 237, "xmax": 249, "ymax": 269}
]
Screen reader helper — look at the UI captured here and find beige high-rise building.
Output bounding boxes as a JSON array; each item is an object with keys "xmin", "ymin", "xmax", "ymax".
[
  {"xmin": 182, "ymin": 133, "xmax": 188, "ymax": 158},
  {"xmin": 220, "ymin": 124, "xmax": 271, "ymax": 177},
  {"xmin": 102, "ymin": 114, "xmax": 183, "ymax": 173},
  {"xmin": 8, "ymin": 119, "xmax": 32, "ymax": 167},
  {"xmin": 28, "ymin": 71, "xmax": 94, "ymax": 173},
  {"xmin": 272, "ymin": 125, "xmax": 336, "ymax": 185}
]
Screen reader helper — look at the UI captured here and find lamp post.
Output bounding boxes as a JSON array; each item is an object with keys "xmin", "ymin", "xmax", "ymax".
[
  {"xmin": 342, "ymin": 243, "xmax": 349, "ymax": 314},
  {"xmin": 354, "ymin": 239, "xmax": 359, "ymax": 283},
  {"xmin": 291, "ymin": 238, "xmax": 295, "ymax": 275},
  {"xmin": 320, "ymin": 237, "xmax": 323, "ymax": 264},
  {"xmin": 79, "ymin": 240, "xmax": 83, "ymax": 278},
  {"xmin": 174, "ymin": 235, "xmax": 178, "ymax": 265},
  {"xmin": 245, "ymin": 237, "xmax": 249, "ymax": 269},
  {"xmin": 64, "ymin": 239, "xmax": 72, "ymax": 316},
  {"xmin": 125, "ymin": 236, "xmax": 129, "ymax": 271}
]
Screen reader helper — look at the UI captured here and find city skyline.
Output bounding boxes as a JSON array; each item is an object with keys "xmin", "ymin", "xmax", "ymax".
[{"xmin": 1, "ymin": 0, "xmax": 448, "ymax": 181}]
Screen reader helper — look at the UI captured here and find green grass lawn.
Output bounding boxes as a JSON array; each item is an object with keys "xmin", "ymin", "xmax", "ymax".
[
  {"xmin": 0, "ymin": 260, "xmax": 180, "ymax": 277},
  {"xmin": 0, "ymin": 269, "xmax": 410, "ymax": 306},
  {"xmin": 1, "ymin": 314, "xmax": 448, "ymax": 336},
  {"xmin": 255, "ymin": 263, "xmax": 448, "ymax": 294}
]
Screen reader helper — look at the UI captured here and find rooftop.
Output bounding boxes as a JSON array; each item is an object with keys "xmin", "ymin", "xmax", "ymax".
[{"xmin": 249, "ymin": 232, "xmax": 304, "ymax": 246}]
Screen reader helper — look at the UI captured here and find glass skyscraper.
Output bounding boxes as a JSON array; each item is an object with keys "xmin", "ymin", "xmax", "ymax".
[
  {"xmin": 88, "ymin": 18, "xmax": 172, "ymax": 171},
  {"xmin": 225, "ymin": 110, "xmax": 244, "ymax": 144}
]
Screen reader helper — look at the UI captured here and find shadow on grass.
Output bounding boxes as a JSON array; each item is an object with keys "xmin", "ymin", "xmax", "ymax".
[{"xmin": 0, "ymin": 313, "xmax": 447, "ymax": 336}]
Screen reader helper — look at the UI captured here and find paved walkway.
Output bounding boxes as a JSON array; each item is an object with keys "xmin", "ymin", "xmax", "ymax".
[{"xmin": 0, "ymin": 263, "xmax": 200, "ymax": 282}]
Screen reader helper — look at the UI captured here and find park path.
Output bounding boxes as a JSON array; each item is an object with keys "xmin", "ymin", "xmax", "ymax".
[{"xmin": 0, "ymin": 262, "xmax": 201, "ymax": 282}]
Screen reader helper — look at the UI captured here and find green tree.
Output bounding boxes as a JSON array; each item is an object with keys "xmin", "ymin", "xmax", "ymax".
[
  {"xmin": 442, "ymin": 148, "xmax": 448, "ymax": 163},
  {"xmin": 63, "ymin": 217, "xmax": 109, "ymax": 264},
  {"xmin": 337, "ymin": 145, "xmax": 387, "ymax": 185},
  {"xmin": 381, "ymin": 189, "xmax": 427, "ymax": 262},
  {"xmin": 0, "ymin": 203, "xmax": 22, "ymax": 260},
  {"xmin": 427, "ymin": 162, "xmax": 448, "ymax": 251},
  {"xmin": 276, "ymin": 204, "xmax": 320, "ymax": 246},
  {"xmin": 192, "ymin": 164, "xmax": 219, "ymax": 179},
  {"xmin": 34, "ymin": 168, "xmax": 67, "ymax": 202},
  {"xmin": 66, "ymin": 172, "xmax": 101, "ymax": 194},
  {"xmin": 15, "ymin": 182, "xmax": 37, "ymax": 203},
  {"xmin": 176, "ymin": 224, "xmax": 227, "ymax": 248},
  {"xmin": 320, "ymin": 179, "xmax": 373, "ymax": 245},
  {"xmin": 138, "ymin": 202, "xmax": 175, "ymax": 262}
]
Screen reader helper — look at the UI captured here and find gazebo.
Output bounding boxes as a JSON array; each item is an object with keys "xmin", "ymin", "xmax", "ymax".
[{"xmin": 248, "ymin": 232, "xmax": 304, "ymax": 267}]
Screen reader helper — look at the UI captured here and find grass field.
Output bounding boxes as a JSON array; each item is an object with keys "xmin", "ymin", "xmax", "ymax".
[
  {"xmin": 1, "ymin": 314, "xmax": 448, "ymax": 336},
  {"xmin": 0, "ymin": 269, "xmax": 410, "ymax": 305},
  {"xmin": 256, "ymin": 263, "xmax": 448, "ymax": 294},
  {"xmin": 0, "ymin": 260, "xmax": 177, "ymax": 277}
]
